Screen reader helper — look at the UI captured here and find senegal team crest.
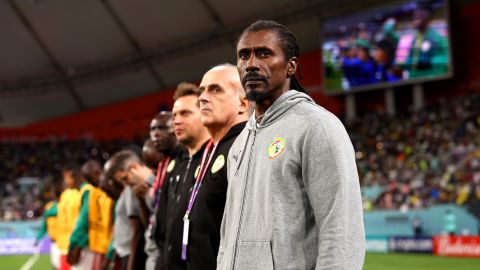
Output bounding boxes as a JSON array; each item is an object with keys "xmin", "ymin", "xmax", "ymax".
[
  {"xmin": 267, "ymin": 137, "xmax": 285, "ymax": 160},
  {"xmin": 167, "ymin": 160, "xmax": 176, "ymax": 173},
  {"xmin": 211, "ymin": 155, "xmax": 225, "ymax": 174},
  {"xmin": 194, "ymin": 165, "xmax": 200, "ymax": 178}
]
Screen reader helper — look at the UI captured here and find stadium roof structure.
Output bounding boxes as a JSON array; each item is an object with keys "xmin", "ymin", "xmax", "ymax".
[{"xmin": 0, "ymin": 0, "xmax": 401, "ymax": 127}]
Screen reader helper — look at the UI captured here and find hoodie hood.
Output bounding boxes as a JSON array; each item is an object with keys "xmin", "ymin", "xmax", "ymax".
[{"xmin": 247, "ymin": 90, "xmax": 314, "ymax": 130}]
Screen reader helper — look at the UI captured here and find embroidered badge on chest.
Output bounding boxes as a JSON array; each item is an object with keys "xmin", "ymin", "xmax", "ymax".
[
  {"xmin": 211, "ymin": 155, "xmax": 225, "ymax": 174},
  {"xmin": 167, "ymin": 160, "xmax": 176, "ymax": 173},
  {"xmin": 267, "ymin": 137, "xmax": 285, "ymax": 160},
  {"xmin": 194, "ymin": 165, "xmax": 200, "ymax": 178}
]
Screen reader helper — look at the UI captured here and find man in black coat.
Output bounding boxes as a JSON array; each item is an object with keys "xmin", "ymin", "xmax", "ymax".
[
  {"xmin": 183, "ymin": 64, "xmax": 250, "ymax": 270},
  {"xmin": 154, "ymin": 82, "xmax": 210, "ymax": 270}
]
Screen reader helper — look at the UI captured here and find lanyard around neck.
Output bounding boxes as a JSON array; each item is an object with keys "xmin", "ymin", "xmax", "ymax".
[
  {"xmin": 184, "ymin": 139, "xmax": 218, "ymax": 219},
  {"xmin": 153, "ymin": 156, "xmax": 171, "ymax": 191},
  {"xmin": 150, "ymin": 156, "xmax": 171, "ymax": 204}
]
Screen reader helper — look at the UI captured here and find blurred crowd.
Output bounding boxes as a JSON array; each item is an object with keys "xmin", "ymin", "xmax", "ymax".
[
  {"xmin": 350, "ymin": 93, "xmax": 480, "ymax": 211},
  {"xmin": 0, "ymin": 139, "xmax": 142, "ymax": 221}
]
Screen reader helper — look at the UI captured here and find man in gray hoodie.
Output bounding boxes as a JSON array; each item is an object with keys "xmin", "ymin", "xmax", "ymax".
[{"xmin": 217, "ymin": 20, "xmax": 365, "ymax": 270}]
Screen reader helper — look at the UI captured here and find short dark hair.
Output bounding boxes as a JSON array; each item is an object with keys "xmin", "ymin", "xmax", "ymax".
[
  {"xmin": 81, "ymin": 159, "xmax": 101, "ymax": 183},
  {"xmin": 154, "ymin": 111, "xmax": 172, "ymax": 120},
  {"xmin": 238, "ymin": 20, "xmax": 299, "ymax": 61},
  {"xmin": 238, "ymin": 20, "xmax": 307, "ymax": 93},
  {"xmin": 173, "ymin": 82, "xmax": 201, "ymax": 101},
  {"xmin": 63, "ymin": 162, "xmax": 82, "ymax": 181},
  {"xmin": 152, "ymin": 111, "xmax": 173, "ymax": 128}
]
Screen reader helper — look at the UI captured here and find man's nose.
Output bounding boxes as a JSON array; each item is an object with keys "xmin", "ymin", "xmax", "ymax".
[
  {"xmin": 173, "ymin": 118, "xmax": 182, "ymax": 125},
  {"xmin": 245, "ymin": 56, "xmax": 260, "ymax": 72},
  {"xmin": 199, "ymin": 91, "xmax": 209, "ymax": 104}
]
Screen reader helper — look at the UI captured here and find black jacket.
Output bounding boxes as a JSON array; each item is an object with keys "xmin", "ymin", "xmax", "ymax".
[
  {"xmin": 153, "ymin": 146, "xmax": 186, "ymax": 268},
  {"xmin": 155, "ymin": 141, "xmax": 208, "ymax": 270},
  {"xmin": 187, "ymin": 122, "xmax": 246, "ymax": 270}
]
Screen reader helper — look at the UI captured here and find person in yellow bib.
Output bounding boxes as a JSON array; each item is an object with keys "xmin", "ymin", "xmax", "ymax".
[
  {"xmin": 67, "ymin": 160, "xmax": 114, "ymax": 270},
  {"xmin": 56, "ymin": 164, "xmax": 83, "ymax": 270},
  {"xmin": 35, "ymin": 185, "xmax": 62, "ymax": 270}
]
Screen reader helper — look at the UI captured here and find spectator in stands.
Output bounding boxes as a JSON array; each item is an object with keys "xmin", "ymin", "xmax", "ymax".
[{"xmin": 353, "ymin": 93, "xmax": 480, "ymax": 212}]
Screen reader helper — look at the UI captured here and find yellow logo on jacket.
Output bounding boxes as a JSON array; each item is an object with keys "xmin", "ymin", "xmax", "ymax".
[
  {"xmin": 267, "ymin": 137, "xmax": 285, "ymax": 160},
  {"xmin": 211, "ymin": 155, "xmax": 225, "ymax": 174},
  {"xmin": 194, "ymin": 165, "xmax": 200, "ymax": 178},
  {"xmin": 167, "ymin": 160, "xmax": 176, "ymax": 173}
]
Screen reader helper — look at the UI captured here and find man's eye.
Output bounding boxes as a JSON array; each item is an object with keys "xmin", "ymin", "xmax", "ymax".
[
  {"xmin": 239, "ymin": 52, "xmax": 249, "ymax": 59},
  {"xmin": 259, "ymin": 51, "xmax": 270, "ymax": 57}
]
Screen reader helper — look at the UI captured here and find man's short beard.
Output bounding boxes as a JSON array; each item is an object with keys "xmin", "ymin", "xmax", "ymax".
[{"xmin": 246, "ymin": 90, "xmax": 270, "ymax": 103}]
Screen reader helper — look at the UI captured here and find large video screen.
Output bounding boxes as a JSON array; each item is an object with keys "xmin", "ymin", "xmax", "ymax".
[{"xmin": 322, "ymin": 0, "xmax": 452, "ymax": 94}]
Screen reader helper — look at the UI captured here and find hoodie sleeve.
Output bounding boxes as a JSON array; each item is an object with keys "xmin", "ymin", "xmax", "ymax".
[
  {"xmin": 216, "ymin": 157, "xmax": 230, "ymax": 269},
  {"xmin": 301, "ymin": 113, "xmax": 365, "ymax": 270}
]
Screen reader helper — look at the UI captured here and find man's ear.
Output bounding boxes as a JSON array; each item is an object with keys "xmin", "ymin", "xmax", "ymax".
[
  {"xmin": 287, "ymin": 57, "xmax": 298, "ymax": 77},
  {"xmin": 238, "ymin": 94, "xmax": 250, "ymax": 115}
]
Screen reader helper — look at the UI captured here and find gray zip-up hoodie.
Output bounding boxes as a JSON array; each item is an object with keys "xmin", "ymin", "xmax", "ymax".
[{"xmin": 217, "ymin": 90, "xmax": 365, "ymax": 270}]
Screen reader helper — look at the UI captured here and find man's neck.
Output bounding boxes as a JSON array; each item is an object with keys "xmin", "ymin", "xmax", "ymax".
[
  {"xmin": 254, "ymin": 88, "xmax": 289, "ymax": 120},
  {"xmin": 207, "ymin": 118, "xmax": 243, "ymax": 143},
  {"xmin": 86, "ymin": 180, "xmax": 98, "ymax": 187},
  {"xmin": 208, "ymin": 126, "xmax": 231, "ymax": 144},
  {"xmin": 187, "ymin": 134, "xmax": 210, "ymax": 156},
  {"xmin": 254, "ymin": 100, "xmax": 273, "ymax": 120}
]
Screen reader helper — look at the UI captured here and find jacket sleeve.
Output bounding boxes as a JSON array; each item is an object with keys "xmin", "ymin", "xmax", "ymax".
[
  {"xmin": 153, "ymin": 174, "xmax": 170, "ymax": 269},
  {"xmin": 216, "ymin": 158, "xmax": 230, "ymax": 269},
  {"xmin": 301, "ymin": 114, "xmax": 365, "ymax": 270}
]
